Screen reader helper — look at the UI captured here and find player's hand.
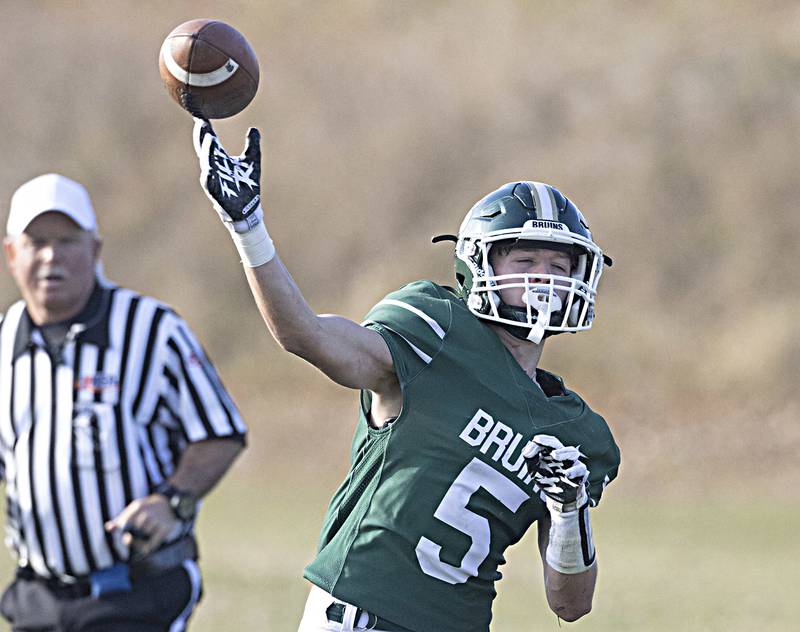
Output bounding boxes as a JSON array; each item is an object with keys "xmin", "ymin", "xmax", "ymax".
[
  {"xmin": 523, "ymin": 434, "xmax": 589, "ymax": 513},
  {"xmin": 193, "ymin": 117, "xmax": 263, "ymax": 234}
]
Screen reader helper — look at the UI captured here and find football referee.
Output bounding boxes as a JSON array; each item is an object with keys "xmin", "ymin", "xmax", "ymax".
[{"xmin": 0, "ymin": 173, "xmax": 247, "ymax": 631}]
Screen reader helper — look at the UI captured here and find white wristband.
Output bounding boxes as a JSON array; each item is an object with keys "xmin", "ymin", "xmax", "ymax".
[
  {"xmin": 545, "ymin": 503, "xmax": 596, "ymax": 574},
  {"xmin": 229, "ymin": 221, "xmax": 275, "ymax": 267}
]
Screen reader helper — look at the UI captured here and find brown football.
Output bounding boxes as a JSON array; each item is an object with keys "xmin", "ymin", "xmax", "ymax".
[{"xmin": 159, "ymin": 18, "xmax": 259, "ymax": 119}]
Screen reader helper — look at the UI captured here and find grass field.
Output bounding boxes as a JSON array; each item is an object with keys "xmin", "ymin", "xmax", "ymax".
[
  {"xmin": 0, "ymin": 430, "xmax": 797, "ymax": 632},
  {"xmin": 193, "ymin": 483, "xmax": 799, "ymax": 631},
  {"xmin": 3, "ymin": 477, "xmax": 788, "ymax": 631}
]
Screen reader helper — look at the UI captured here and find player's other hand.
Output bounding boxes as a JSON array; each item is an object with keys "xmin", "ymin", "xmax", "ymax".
[
  {"xmin": 523, "ymin": 434, "xmax": 589, "ymax": 513},
  {"xmin": 193, "ymin": 118, "xmax": 263, "ymax": 234}
]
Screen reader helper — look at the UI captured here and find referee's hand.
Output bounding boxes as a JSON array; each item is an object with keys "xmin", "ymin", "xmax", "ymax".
[{"xmin": 105, "ymin": 495, "xmax": 180, "ymax": 555}]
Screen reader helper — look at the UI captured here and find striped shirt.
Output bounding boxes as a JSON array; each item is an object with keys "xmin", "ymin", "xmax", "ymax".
[{"xmin": 0, "ymin": 281, "xmax": 246, "ymax": 581}]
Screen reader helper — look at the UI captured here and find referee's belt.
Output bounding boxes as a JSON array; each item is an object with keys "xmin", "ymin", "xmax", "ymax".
[{"xmin": 16, "ymin": 535, "xmax": 197, "ymax": 599}]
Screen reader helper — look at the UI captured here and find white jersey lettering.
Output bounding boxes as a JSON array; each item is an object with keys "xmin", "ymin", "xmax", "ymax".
[{"xmin": 459, "ymin": 409, "xmax": 537, "ymax": 488}]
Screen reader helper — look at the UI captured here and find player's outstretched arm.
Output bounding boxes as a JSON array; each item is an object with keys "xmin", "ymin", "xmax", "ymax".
[
  {"xmin": 192, "ymin": 119, "xmax": 397, "ymax": 397},
  {"xmin": 527, "ymin": 435, "xmax": 598, "ymax": 621},
  {"xmin": 242, "ymin": 256, "xmax": 398, "ymax": 395}
]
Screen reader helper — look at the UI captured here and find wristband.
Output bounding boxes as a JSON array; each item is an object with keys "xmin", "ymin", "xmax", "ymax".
[
  {"xmin": 545, "ymin": 502, "xmax": 596, "ymax": 574},
  {"xmin": 229, "ymin": 219, "xmax": 275, "ymax": 267}
]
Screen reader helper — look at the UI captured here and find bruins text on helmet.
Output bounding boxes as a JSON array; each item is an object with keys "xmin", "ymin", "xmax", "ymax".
[{"xmin": 441, "ymin": 181, "xmax": 612, "ymax": 344}]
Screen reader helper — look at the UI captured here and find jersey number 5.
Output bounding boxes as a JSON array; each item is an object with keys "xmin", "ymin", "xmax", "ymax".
[{"xmin": 415, "ymin": 457, "xmax": 529, "ymax": 584}]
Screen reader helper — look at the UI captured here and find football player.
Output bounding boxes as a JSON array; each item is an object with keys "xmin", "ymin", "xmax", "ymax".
[{"xmin": 193, "ymin": 119, "xmax": 620, "ymax": 632}]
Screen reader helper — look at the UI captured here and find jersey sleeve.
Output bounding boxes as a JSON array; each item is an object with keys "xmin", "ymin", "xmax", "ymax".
[
  {"xmin": 576, "ymin": 413, "xmax": 620, "ymax": 507},
  {"xmin": 586, "ymin": 437, "xmax": 620, "ymax": 506},
  {"xmin": 160, "ymin": 312, "xmax": 247, "ymax": 443},
  {"xmin": 361, "ymin": 281, "xmax": 455, "ymax": 385}
]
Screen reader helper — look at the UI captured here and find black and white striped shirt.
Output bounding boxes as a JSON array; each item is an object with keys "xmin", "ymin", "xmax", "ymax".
[{"xmin": 0, "ymin": 281, "xmax": 247, "ymax": 581}]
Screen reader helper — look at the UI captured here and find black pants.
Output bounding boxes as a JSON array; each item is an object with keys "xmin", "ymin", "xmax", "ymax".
[{"xmin": 0, "ymin": 562, "xmax": 202, "ymax": 632}]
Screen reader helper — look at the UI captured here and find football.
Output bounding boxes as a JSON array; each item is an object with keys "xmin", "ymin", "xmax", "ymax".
[{"xmin": 159, "ymin": 18, "xmax": 259, "ymax": 119}]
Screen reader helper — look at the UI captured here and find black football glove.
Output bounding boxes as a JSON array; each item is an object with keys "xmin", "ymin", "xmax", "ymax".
[
  {"xmin": 193, "ymin": 117, "xmax": 263, "ymax": 233},
  {"xmin": 523, "ymin": 434, "xmax": 589, "ymax": 513}
]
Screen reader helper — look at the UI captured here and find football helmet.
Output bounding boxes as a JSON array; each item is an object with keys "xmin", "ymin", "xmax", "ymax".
[{"xmin": 442, "ymin": 181, "xmax": 610, "ymax": 343}]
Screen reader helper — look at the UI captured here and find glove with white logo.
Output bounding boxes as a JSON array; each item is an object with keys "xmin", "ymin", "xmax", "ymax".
[
  {"xmin": 193, "ymin": 118, "xmax": 275, "ymax": 266},
  {"xmin": 523, "ymin": 434, "xmax": 589, "ymax": 513},
  {"xmin": 523, "ymin": 434, "xmax": 596, "ymax": 574}
]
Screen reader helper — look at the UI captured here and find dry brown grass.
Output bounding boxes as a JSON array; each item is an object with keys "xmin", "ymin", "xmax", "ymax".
[{"xmin": 1, "ymin": 0, "xmax": 798, "ymax": 500}]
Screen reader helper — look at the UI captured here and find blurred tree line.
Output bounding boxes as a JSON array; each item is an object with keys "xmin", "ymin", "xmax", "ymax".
[{"xmin": 1, "ymin": 1, "xmax": 798, "ymax": 491}]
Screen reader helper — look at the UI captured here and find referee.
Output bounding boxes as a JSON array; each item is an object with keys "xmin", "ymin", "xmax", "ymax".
[{"xmin": 0, "ymin": 173, "xmax": 247, "ymax": 632}]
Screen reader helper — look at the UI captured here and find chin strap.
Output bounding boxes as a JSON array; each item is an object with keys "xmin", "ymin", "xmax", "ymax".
[{"xmin": 495, "ymin": 305, "xmax": 536, "ymax": 340}]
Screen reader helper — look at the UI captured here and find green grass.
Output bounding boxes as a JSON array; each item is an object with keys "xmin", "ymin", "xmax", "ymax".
[
  {"xmin": 493, "ymin": 497, "xmax": 799, "ymax": 631},
  {"xmin": 1, "ymin": 481, "xmax": 797, "ymax": 631}
]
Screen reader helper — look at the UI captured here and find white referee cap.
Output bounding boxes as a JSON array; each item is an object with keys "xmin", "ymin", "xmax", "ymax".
[{"xmin": 7, "ymin": 173, "xmax": 97, "ymax": 237}]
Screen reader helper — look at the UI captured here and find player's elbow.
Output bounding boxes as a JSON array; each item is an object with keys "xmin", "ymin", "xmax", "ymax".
[
  {"xmin": 544, "ymin": 572, "xmax": 595, "ymax": 622},
  {"xmin": 269, "ymin": 314, "xmax": 327, "ymax": 359},
  {"xmin": 273, "ymin": 331, "xmax": 304, "ymax": 356},
  {"xmin": 549, "ymin": 600, "xmax": 592, "ymax": 622},
  {"xmin": 271, "ymin": 325, "xmax": 317, "ymax": 359}
]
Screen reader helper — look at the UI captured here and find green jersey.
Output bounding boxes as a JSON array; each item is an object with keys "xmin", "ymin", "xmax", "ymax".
[{"xmin": 304, "ymin": 281, "xmax": 620, "ymax": 632}]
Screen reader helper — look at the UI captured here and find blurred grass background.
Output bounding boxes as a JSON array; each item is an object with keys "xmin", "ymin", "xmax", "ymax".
[{"xmin": 1, "ymin": 1, "xmax": 799, "ymax": 630}]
